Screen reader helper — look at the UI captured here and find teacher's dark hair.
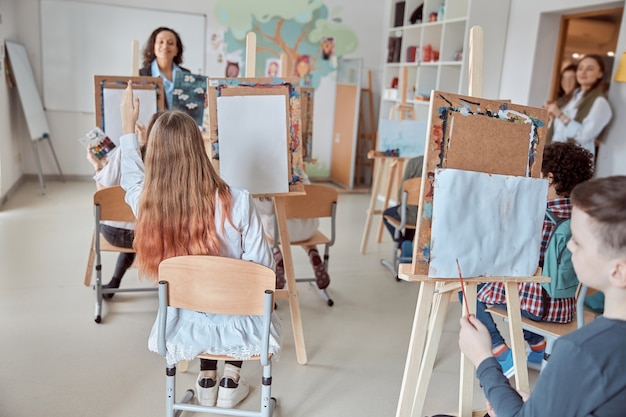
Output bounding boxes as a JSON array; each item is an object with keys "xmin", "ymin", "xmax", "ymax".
[{"xmin": 142, "ymin": 27, "xmax": 184, "ymax": 67}]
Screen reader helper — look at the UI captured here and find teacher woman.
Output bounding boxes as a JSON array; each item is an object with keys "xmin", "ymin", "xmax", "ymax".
[
  {"xmin": 139, "ymin": 27, "xmax": 190, "ymax": 108},
  {"xmin": 545, "ymin": 54, "xmax": 612, "ymax": 159}
]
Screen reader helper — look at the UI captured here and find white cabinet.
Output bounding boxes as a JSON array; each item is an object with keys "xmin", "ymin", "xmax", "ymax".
[{"xmin": 380, "ymin": 0, "xmax": 510, "ymax": 124}]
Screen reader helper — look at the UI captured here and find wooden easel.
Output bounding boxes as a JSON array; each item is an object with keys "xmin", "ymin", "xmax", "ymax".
[
  {"xmin": 394, "ymin": 26, "xmax": 550, "ymax": 417},
  {"xmin": 359, "ymin": 66, "xmax": 413, "ymax": 254},
  {"xmin": 205, "ymin": 33, "xmax": 308, "ymax": 365}
]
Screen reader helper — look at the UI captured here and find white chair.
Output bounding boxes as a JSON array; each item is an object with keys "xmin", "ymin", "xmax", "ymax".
[{"xmin": 156, "ymin": 255, "xmax": 277, "ymax": 417}]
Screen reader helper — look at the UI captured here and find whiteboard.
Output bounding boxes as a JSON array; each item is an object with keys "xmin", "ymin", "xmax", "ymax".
[
  {"xmin": 40, "ymin": 0, "xmax": 206, "ymax": 113},
  {"xmin": 5, "ymin": 41, "xmax": 50, "ymax": 141}
]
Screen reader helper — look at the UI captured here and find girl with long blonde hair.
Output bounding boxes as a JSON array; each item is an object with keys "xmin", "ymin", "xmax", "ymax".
[{"xmin": 118, "ymin": 81, "xmax": 280, "ymax": 409}]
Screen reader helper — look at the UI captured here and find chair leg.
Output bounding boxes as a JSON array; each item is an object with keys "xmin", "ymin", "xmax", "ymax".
[
  {"xmin": 380, "ymin": 241, "xmax": 401, "ymax": 279},
  {"xmin": 94, "ymin": 261, "xmax": 103, "ymax": 323},
  {"xmin": 166, "ymin": 366, "xmax": 176, "ymax": 417},
  {"xmin": 541, "ymin": 337, "xmax": 555, "ymax": 373},
  {"xmin": 261, "ymin": 362, "xmax": 275, "ymax": 417}
]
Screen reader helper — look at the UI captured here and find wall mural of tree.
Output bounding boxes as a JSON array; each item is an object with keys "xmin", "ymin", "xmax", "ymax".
[{"xmin": 215, "ymin": 0, "xmax": 358, "ymax": 89}]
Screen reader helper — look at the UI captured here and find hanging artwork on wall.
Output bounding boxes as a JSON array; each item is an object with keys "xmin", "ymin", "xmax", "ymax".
[
  {"xmin": 265, "ymin": 59, "xmax": 281, "ymax": 77},
  {"xmin": 321, "ymin": 37, "xmax": 334, "ymax": 60}
]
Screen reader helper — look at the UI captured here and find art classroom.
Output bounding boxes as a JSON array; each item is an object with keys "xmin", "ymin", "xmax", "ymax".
[{"xmin": 1, "ymin": 0, "xmax": 626, "ymax": 416}]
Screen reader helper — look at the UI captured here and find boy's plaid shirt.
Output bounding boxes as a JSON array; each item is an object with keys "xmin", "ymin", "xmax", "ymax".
[{"xmin": 477, "ymin": 198, "xmax": 576, "ymax": 323}]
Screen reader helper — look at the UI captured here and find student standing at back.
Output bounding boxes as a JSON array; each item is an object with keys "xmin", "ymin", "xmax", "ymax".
[
  {"xmin": 139, "ymin": 27, "xmax": 190, "ymax": 108},
  {"xmin": 545, "ymin": 54, "xmax": 612, "ymax": 158},
  {"xmin": 458, "ymin": 175, "xmax": 626, "ymax": 416},
  {"xmin": 118, "ymin": 81, "xmax": 281, "ymax": 409}
]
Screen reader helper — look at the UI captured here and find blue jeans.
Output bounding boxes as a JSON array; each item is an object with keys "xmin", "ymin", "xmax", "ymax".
[
  {"xmin": 458, "ymin": 284, "xmax": 544, "ymax": 349},
  {"xmin": 100, "ymin": 224, "xmax": 135, "ymax": 281}
]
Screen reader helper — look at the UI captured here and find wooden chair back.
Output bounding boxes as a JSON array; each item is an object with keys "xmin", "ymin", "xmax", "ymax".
[
  {"xmin": 158, "ymin": 256, "xmax": 275, "ymax": 316},
  {"xmin": 402, "ymin": 177, "xmax": 422, "ymax": 207},
  {"xmin": 85, "ymin": 186, "xmax": 135, "ymax": 286},
  {"xmin": 487, "ymin": 283, "xmax": 596, "ymax": 339},
  {"xmin": 282, "ymin": 184, "xmax": 338, "ymax": 219},
  {"xmin": 94, "ymin": 186, "xmax": 135, "ymax": 222}
]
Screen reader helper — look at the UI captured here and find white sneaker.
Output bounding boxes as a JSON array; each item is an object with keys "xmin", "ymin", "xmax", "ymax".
[
  {"xmin": 217, "ymin": 377, "xmax": 250, "ymax": 408},
  {"xmin": 196, "ymin": 377, "xmax": 218, "ymax": 406}
]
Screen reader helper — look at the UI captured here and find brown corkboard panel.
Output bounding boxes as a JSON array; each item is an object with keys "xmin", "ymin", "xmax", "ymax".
[{"xmin": 412, "ymin": 91, "xmax": 548, "ymax": 275}]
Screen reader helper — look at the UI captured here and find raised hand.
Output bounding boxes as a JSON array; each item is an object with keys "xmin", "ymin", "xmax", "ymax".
[{"xmin": 121, "ymin": 80, "xmax": 140, "ymax": 135}]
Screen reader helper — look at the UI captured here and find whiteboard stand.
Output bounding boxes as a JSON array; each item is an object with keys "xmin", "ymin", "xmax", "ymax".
[
  {"xmin": 32, "ymin": 134, "xmax": 65, "ymax": 195},
  {"xmin": 4, "ymin": 40, "xmax": 65, "ymax": 196}
]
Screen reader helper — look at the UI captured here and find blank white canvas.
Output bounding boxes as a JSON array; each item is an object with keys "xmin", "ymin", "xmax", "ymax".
[
  {"xmin": 102, "ymin": 89, "xmax": 158, "ymax": 146},
  {"xmin": 429, "ymin": 168, "xmax": 548, "ymax": 278},
  {"xmin": 217, "ymin": 95, "xmax": 289, "ymax": 195}
]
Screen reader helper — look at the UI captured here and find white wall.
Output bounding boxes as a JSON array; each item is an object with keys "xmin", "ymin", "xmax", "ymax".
[
  {"xmin": 0, "ymin": 0, "xmax": 385, "ymax": 199},
  {"xmin": 0, "ymin": 0, "xmax": 26, "ymax": 200},
  {"xmin": 500, "ymin": 0, "xmax": 626, "ymax": 177}
]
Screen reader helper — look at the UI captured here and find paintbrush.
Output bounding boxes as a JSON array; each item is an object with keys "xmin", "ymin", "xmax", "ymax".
[{"xmin": 456, "ymin": 259, "xmax": 472, "ymax": 318}]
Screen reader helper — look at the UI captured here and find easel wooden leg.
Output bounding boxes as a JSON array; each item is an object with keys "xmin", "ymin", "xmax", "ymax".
[
  {"xmin": 410, "ymin": 289, "xmax": 452, "ymax": 417},
  {"xmin": 459, "ymin": 283, "xmax": 477, "ymax": 417},
  {"xmin": 360, "ymin": 157, "xmax": 386, "ymax": 254},
  {"xmin": 274, "ymin": 197, "xmax": 307, "ymax": 365},
  {"xmin": 395, "ymin": 280, "xmax": 436, "ymax": 417},
  {"xmin": 504, "ymin": 282, "xmax": 530, "ymax": 392},
  {"xmin": 376, "ymin": 159, "xmax": 400, "ymax": 243}
]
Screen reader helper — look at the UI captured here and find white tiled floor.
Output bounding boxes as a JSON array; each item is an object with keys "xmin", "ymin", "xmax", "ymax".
[{"xmin": 0, "ymin": 180, "xmax": 537, "ymax": 417}]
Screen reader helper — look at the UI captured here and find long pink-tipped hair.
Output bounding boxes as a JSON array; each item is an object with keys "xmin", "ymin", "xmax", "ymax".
[{"xmin": 134, "ymin": 110, "xmax": 234, "ymax": 279}]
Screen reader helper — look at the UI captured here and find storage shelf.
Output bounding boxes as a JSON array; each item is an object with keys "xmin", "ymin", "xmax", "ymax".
[{"xmin": 380, "ymin": 0, "xmax": 510, "ymax": 130}]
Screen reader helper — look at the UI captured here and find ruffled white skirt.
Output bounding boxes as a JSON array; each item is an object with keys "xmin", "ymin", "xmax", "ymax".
[{"xmin": 148, "ymin": 307, "xmax": 283, "ymax": 366}]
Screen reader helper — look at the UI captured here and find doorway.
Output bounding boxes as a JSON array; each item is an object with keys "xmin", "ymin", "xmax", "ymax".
[{"xmin": 550, "ymin": 7, "xmax": 623, "ymax": 101}]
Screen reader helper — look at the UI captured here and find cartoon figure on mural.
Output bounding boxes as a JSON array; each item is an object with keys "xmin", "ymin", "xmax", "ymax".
[
  {"xmin": 265, "ymin": 59, "xmax": 280, "ymax": 77},
  {"xmin": 294, "ymin": 55, "xmax": 312, "ymax": 86},
  {"xmin": 321, "ymin": 37, "xmax": 334, "ymax": 60},
  {"xmin": 225, "ymin": 61, "xmax": 240, "ymax": 78}
]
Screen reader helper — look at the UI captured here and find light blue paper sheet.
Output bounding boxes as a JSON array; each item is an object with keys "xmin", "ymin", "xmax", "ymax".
[{"xmin": 429, "ymin": 168, "xmax": 548, "ymax": 278}]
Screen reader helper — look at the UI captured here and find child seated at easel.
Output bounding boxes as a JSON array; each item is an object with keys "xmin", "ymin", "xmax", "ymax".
[
  {"xmin": 254, "ymin": 172, "xmax": 330, "ymax": 290},
  {"xmin": 468, "ymin": 142, "xmax": 594, "ymax": 377},
  {"xmin": 382, "ymin": 155, "xmax": 424, "ymax": 258},
  {"xmin": 85, "ymin": 115, "xmax": 156, "ymax": 298},
  {"xmin": 118, "ymin": 82, "xmax": 282, "ymax": 409},
  {"xmin": 459, "ymin": 175, "xmax": 626, "ymax": 416}
]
